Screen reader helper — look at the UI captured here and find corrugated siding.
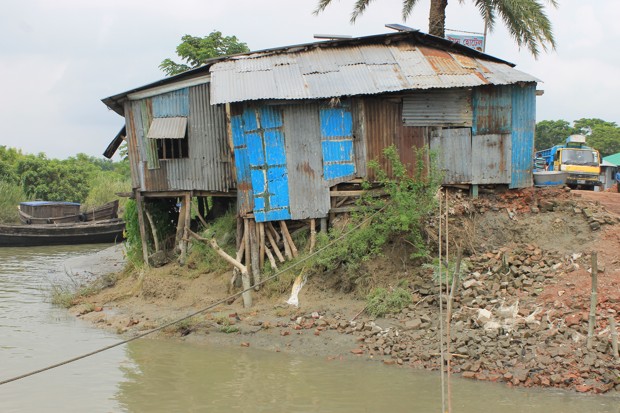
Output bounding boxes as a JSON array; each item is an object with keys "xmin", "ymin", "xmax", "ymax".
[
  {"xmin": 430, "ymin": 128, "xmax": 472, "ymax": 184},
  {"xmin": 472, "ymin": 134, "xmax": 511, "ymax": 184},
  {"xmin": 402, "ymin": 89, "xmax": 472, "ymax": 127},
  {"xmin": 231, "ymin": 112, "xmax": 254, "ymax": 215},
  {"xmin": 320, "ymin": 102, "xmax": 356, "ymax": 182},
  {"xmin": 124, "ymin": 101, "xmax": 141, "ymax": 189},
  {"xmin": 187, "ymin": 83, "xmax": 233, "ymax": 192},
  {"xmin": 283, "ymin": 104, "xmax": 330, "ymax": 220},
  {"xmin": 125, "ymin": 84, "xmax": 232, "ymax": 193},
  {"xmin": 210, "ymin": 41, "xmax": 539, "ymax": 104},
  {"xmin": 473, "ymin": 86, "xmax": 512, "ymax": 135},
  {"xmin": 147, "ymin": 117, "xmax": 187, "ymax": 139},
  {"xmin": 363, "ymin": 97, "xmax": 428, "ymax": 181},
  {"xmin": 231, "ymin": 105, "xmax": 291, "ymax": 222},
  {"xmin": 152, "ymin": 88, "xmax": 189, "ymax": 117},
  {"xmin": 510, "ymin": 83, "xmax": 536, "ymax": 188}
]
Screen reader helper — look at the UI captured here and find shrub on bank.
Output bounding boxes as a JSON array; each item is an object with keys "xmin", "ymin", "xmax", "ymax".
[{"xmin": 0, "ymin": 181, "xmax": 27, "ymax": 223}]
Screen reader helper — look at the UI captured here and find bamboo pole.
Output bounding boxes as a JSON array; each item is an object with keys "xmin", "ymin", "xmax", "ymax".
[
  {"xmin": 231, "ymin": 233, "xmax": 246, "ymax": 291},
  {"xmin": 309, "ymin": 219, "xmax": 316, "ymax": 252},
  {"xmin": 244, "ymin": 218, "xmax": 251, "ymax": 279},
  {"xmin": 179, "ymin": 194, "xmax": 191, "ymax": 266},
  {"xmin": 280, "ymin": 222, "xmax": 293, "ymax": 260},
  {"xmin": 438, "ymin": 189, "xmax": 446, "ymax": 413},
  {"xmin": 280, "ymin": 221, "xmax": 298, "ymax": 258},
  {"xmin": 587, "ymin": 252, "xmax": 598, "ymax": 350},
  {"xmin": 175, "ymin": 197, "xmax": 186, "ymax": 247},
  {"xmin": 445, "ymin": 189, "xmax": 452, "ymax": 413},
  {"xmin": 188, "ymin": 230, "xmax": 252, "ymax": 308},
  {"xmin": 249, "ymin": 219, "xmax": 261, "ymax": 290},
  {"xmin": 266, "ymin": 226, "xmax": 285, "ymax": 263},
  {"xmin": 134, "ymin": 191, "xmax": 150, "ymax": 267},
  {"xmin": 610, "ymin": 317, "xmax": 619, "ymax": 361}
]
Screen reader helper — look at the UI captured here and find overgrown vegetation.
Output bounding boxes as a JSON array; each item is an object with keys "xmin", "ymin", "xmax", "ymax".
[
  {"xmin": 0, "ymin": 181, "xmax": 27, "ymax": 223},
  {"xmin": 365, "ymin": 287, "xmax": 412, "ymax": 317},
  {"xmin": 187, "ymin": 211, "xmax": 237, "ymax": 273},
  {"xmin": 50, "ymin": 272, "xmax": 118, "ymax": 308},
  {"xmin": 305, "ymin": 145, "xmax": 442, "ymax": 293}
]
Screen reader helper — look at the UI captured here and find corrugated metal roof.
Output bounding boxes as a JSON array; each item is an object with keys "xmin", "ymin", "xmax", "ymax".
[
  {"xmin": 210, "ymin": 41, "xmax": 539, "ymax": 104},
  {"xmin": 146, "ymin": 117, "xmax": 187, "ymax": 139}
]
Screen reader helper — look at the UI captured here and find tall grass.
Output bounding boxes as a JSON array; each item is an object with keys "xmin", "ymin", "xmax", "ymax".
[
  {"xmin": 82, "ymin": 173, "xmax": 131, "ymax": 214},
  {"xmin": 0, "ymin": 181, "xmax": 27, "ymax": 223}
]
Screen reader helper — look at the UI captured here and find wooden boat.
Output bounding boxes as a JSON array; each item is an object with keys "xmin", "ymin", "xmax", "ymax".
[
  {"xmin": 0, "ymin": 219, "xmax": 125, "ymax": 247},
  {"xmin": 18, "ymin": 200, "xmax": 119, "ymax": 225}
]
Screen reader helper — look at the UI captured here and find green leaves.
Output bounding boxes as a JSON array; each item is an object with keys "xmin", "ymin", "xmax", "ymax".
[
  {"xmin": 159, "ymin": 31, "xmax": 250, "ymax": 76},
  {"xmin": 535, "ymin": 118, "xmax": 620, "ymax": 157}
]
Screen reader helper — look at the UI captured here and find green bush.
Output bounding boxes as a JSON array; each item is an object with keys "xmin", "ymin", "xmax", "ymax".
[
  {"xmin": 366, "ymin": 287, "xmax": 412, "ymax": 317},
  {"xmin": 0, "ymin": 181, "xmax": 27, "ymax": 223},
  {"xmin": 83, "ymin": 173, "xmax": 131, "ymax": 212}
]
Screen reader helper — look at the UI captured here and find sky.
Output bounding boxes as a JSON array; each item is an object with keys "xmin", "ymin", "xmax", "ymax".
[{"xmin": 0, "ymin": 0, "xmax": 618, "ymax": 160}]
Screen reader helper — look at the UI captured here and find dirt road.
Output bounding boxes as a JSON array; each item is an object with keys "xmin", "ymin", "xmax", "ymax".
[{"xmin": 573, "ymin": 189, "xmax": 620, "ymax": 216}]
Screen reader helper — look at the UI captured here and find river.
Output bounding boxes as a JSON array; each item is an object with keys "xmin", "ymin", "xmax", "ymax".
[{"xmin": 1, "ymin": 245, "xmax": 618, "ymax": 412}]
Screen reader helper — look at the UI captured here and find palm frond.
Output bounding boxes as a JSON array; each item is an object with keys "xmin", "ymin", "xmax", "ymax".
[
  {"xmin": 350, "ymin": 0, "xmax": 375, "ymax": 22},
  {"xmin": 402, "ymin": 0, "xmax": 423, "ymax": 20}
]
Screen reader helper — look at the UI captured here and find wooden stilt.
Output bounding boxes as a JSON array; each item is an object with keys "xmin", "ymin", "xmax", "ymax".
[
  {"xmin": 231, "ymin": 232, "xmax": 246, "ymax": 291},
  {"xmin": 188, "ymin": 230, "xmax": 252, "ymax": 308},
  {"xmin": 258, "ymin": 222, "xmax": 265, "ymax": 269},
  {"xmin": 179, "ymin": 193, "xmax": 191, "ymax": 266},
  {"xmin": 280, "ymin": 223, "xmax": 293, "ymax": 260},
  {"xmin": 267, "ymin": 221, "xmax": 281, "ymax": 243},
  {"xmin": 144, "ymin": 207, "xmax": 160, "ymax": 253},
  {"xmin": 175, "ymin": 197, "xmax": 186, "ymax": 248},
  {"xmin": 248, "ymin": 219, "xmax": 261, "ymax": 290},
  {"xmin": 266, "ymin": 227, "xmax": 285, "ymax": 263},
  {"xmin": 280, "ymin": 221, "xmax": 298, "ymax": 258},
  {"xmin": 309, "ymin": 219, "xmax": 316, "ymax": 252},
  {"xmin": 264, "ymin": 244, "xmax": 278, "ymax": 270},
  {"xmin": 134, "ymin": 191, "xmax": 150, "ymax": 267},
  {"xmin": 244, "ymin": 218, "xmax": 251, "ymax": 273},
  {"xmin": 320, "ymin": 217, "xmax": 328, "ymax": 234}
]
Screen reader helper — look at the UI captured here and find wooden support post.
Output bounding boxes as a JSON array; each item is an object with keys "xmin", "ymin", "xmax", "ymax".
[
  {"xmin": 188, "ymin": 230, "xmax": 252, "ymax": 308},
  {"xmin": 280, "ymin": 221, "xmax": 298, "ymax": 258},
  {"xmin": 134, "ymin": 191, "xmax": 150, "ymax": 267},
  {"xmin": 470, "ymin": 184, "xmax": 478, "ymax": 199},
  {"xmin": 231, "ymin": 232, "xmax": 246, "ymax": 291},
  {"xmin": 179, "ymin": 193, "xmax": 191, "ymax": 266},
  {"xmin": 258, "ymin": 222, "xmax": 265, "ymax": 270},
  {"xmin": 309, "ymin": 219, "xmax": 316, "ymax": 252},
  {"xmin": 320, "ymin": 218, "xmax": 328, "ymax": 234},
  {"xmin": 266, "ymin": 222, "xmax": 281, "ymax": 243},
  {"xmin": 248, "ymin": 219, "xmax": 261, "ymax": 290},
  {"xmin": 144, "ymin": 207, "xmax": 160, "ymax": 253},
  {"xmin": 610, "ymin": 317, "xmax": 619, "ymax": 361},
  {"xmin": 280, "ymin": 222, "xmax": 293, "ymax": 260},
  {"xmin": 175, "ymin": 197, "xmax": 186, "ymax": 248},
  {"xmin": 587, "ymin": 252, "xmax": 598, "ymax": 349},
  {"xmin": 244, "ymin": 218, "xmax": 251, "ymax": 274},
  {"xmin": 266, "ymin": 227, "xmax": 285, "ymax": 263},
  {"xmin": 264, "ymin": 245, "xmax": 278, "ymax": 271}
]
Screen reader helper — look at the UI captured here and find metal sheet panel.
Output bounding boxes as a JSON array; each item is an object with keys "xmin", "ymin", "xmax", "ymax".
[
  {"xmin": 147, "ymin": 117, "xmax": 187, "ymax": 139},
  {"xmin": 363, "ymin": 97, "xmax": 428, "ymax": 181},
  {"xmin": 210, "ymin": 41, "xmax": 539, "ymax": 105},
  {"xmin": 403, "ymin": 89, "xmax": 472, "ymax": 127},
  {"xmin": 510, "ymin": 83, "xmax": 536, "ymax": 188},
  {"xmin": 473, "ymin": 86, "xmax": 512, "ymax": 135},
  {"xmin": 472, "ymin": 134, "xmax": 511, "ymax": 184},
  {"xmin": 231, "ymin": 112, "xmax": 254, "ymax": 215},
  {"xmin": 430, "ymin": 128, "xmax": 472, "ymax": 184},
  {"xmin": 320, "ymin": 103, "xmax": 356, "ymax": 183},
  {"xmin": 283, "ymin": 104, "xmax": 330, "ymax": 220},
  {"xmin": 232, "ymin": 105, "xmax": 291, "ymax": 222},
  {"xmin": 124, "ymin": 101, "xmax": 141, "ymax": 189},
  {"xmin": 152, "ymin": 88, "xmax": 189, "ymax": 117}
]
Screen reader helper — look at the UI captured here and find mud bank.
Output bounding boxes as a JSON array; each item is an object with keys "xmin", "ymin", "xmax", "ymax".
[{"xmin": 73, "ymin": 188, "xmax": 620, "ymax": 394}]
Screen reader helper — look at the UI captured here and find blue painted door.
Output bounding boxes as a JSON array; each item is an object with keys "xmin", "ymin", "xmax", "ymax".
[
  {"xmin": 320, "ymin": 103, "xmax": 356, "ymax": 181},
  {"xmin": 231, "ymin": 106, "xmax": 291, "ymax": 222}
]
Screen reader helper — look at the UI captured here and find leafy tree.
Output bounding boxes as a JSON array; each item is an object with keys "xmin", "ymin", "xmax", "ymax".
[
  {"xmin": 572, "ymin": 118, "xmax": 618, "ymax": 136},
  {"xmin": 314, "ymin": 0, "xmax": 556, "ymax": 57},
  {"xmin": 535, "ymin": 119, "xmax": 574, "ymax": 150},
  {"xmin": 587, "ymin": 124, "xmax": 620, "ymax": 158},
  {"xmin": 159, "ymin": 31, "xmax": 250, "ymax": 76}
]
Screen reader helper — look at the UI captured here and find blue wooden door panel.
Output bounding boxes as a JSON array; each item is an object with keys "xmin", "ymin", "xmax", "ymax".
[{"xmin": 320, "ymin": 104, "xmax": 356, "ymax": 181}]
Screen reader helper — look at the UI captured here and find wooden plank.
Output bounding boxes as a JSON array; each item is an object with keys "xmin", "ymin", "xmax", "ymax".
[
  {"xmin": 134, "ymin": 191, "xmax": 150, "ymax": 266},
  {"xmin": 280, "ymin": 221, "xmax": 298, "ymax": 258}
]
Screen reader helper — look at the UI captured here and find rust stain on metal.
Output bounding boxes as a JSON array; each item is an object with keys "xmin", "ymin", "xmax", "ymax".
[{"xmin": 297, "ymin": 161, "xmax": 316, "ymax": 178}]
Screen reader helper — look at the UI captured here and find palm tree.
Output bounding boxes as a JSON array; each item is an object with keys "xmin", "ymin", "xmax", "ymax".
[{"xmin": 314, "ymin": 0, "xmax": 557, "ymax": 58}]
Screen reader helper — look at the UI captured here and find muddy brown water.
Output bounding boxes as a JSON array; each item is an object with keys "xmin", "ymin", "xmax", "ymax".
[{"xmin": 1, "ymin": 246, "xmax": 618, "ymax": 412}]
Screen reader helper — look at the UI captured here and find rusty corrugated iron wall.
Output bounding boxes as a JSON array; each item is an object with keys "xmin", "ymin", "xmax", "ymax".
[
  {"xmin": 123, "ymin": 83, "xmax": 233, "ymax": 193},
  {"xmin": 363, "ymin": 97, "xmax": 428, "ymax": 182}
]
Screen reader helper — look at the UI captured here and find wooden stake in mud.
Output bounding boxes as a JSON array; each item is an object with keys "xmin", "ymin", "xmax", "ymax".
[
  {"xmin": 264, "ymin": 245, "xmax": 278, "ymax": 271},
  {"xmin": 610, "ymin": 317, "xmax": 619, "ymax": 361},
  {"xmin": 230, "ymin": 233, "xmax": 246, "ymax": 291},
  {"xmin": 309, "ymin": 219, "xmax": 317, "ymax": 252},
  {"xmin": 144, "ymin": 207, "xmax": 160, "ymax": 253},
  {"xmin": 280, "ymin": 221, "xmax": 298, "ymax": 258},
  {"xmin": 244, "ymin": 218, "xmax": 251, "ymax": 275},
  {"xmin": 445, "ymin": 189, "xmax": 452, "ymax": 413},
  {"xmin": 587, "ymin": 252, "xmax": 598, "ymax": 349},
  {"xmin": 266, "ymin": 227, "xmax": 285, "ymax": 263},
  {"xmin": 188, "ymin": 230, "xmax": 252, "ymax": 308},
  {"xmin": 249, "ymin": 219, "xmax": 261, "ymax": 290},
  {"xmin": 179, "ymin": 194, "xmax": 191, "ymax": 266},
  {"xmin": 280, "ymin": 222, "xmax": 293, "ymax": 260},
  {"xmin": 134, "ymin": 191, "xmax": 150, "ymax": 267},
  {"xmin": 438, "ymin": 189, "xmax": 446, "ymax": 413},
  {"xmin": 259, "ymin": 222, "xmax": 265, "ymax": 269}
]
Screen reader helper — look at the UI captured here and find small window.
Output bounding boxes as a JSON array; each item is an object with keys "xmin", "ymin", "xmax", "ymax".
[{"xmin": 147, "ymin": 117, "xmax": 189, "ymax": 159}]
